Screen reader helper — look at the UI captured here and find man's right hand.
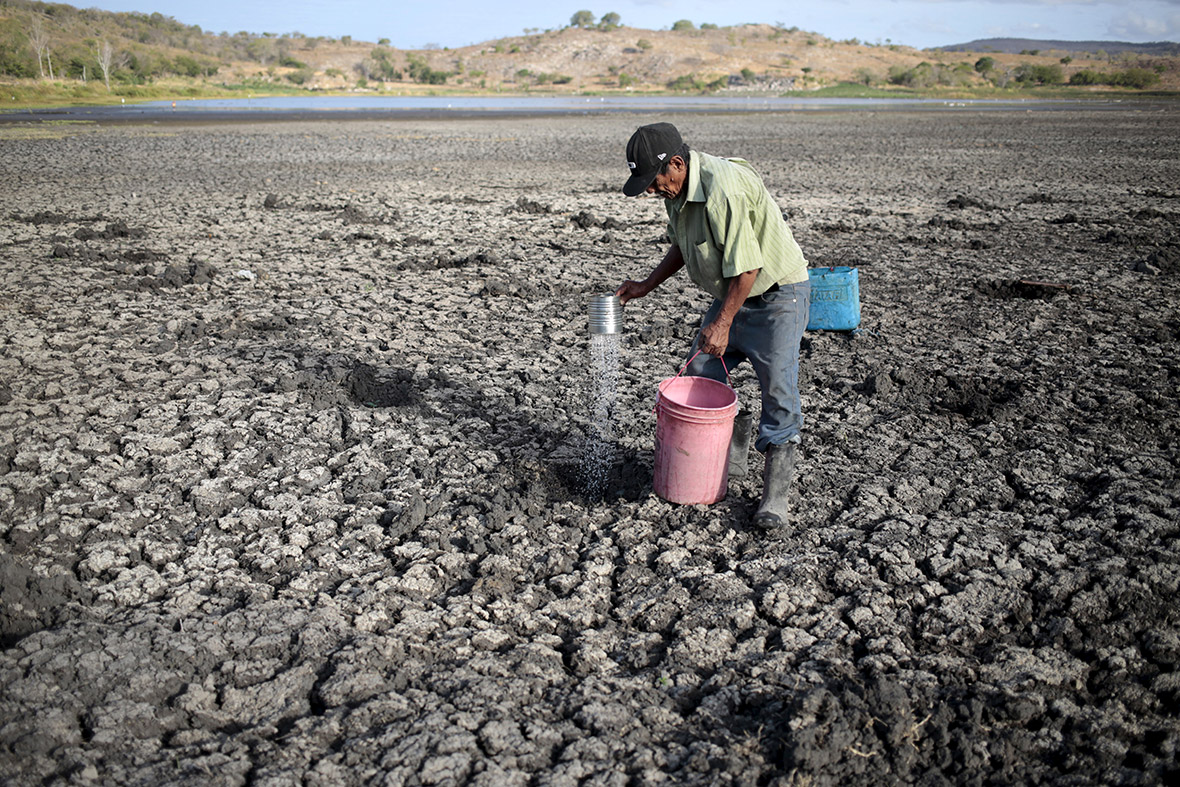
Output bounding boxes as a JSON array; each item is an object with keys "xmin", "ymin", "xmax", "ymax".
[
  {"xmin": 615, "ymin": 280, "xmax": 650, "ymax": 305},
  {"xmin": 616, "ymin": 244, "xmax": 684, "ymax": 305}
]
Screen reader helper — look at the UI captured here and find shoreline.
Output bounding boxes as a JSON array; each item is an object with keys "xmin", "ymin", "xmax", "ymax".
[{"xmin": 3, "ymin": 93, "xmax": 1178, "ymax": 125}]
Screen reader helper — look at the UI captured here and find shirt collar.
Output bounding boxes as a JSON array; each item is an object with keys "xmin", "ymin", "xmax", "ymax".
[{"xmin": 682, "ymin": 152, "xmax": 706, "ymax": 204}]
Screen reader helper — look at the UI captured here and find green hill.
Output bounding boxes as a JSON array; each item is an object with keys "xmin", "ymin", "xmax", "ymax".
[
  {"xmin": 941, "ymin": 38, "xmax": 1180, "ymax": 57},
  {"xmin": 2, "ymin": 0, "xmax": 1177, "ymax": 107}
]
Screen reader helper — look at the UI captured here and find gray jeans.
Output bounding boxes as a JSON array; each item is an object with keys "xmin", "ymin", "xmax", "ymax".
[{"xmin": 685, "ymin": 279, "xmax": 811, "ymax": 452}]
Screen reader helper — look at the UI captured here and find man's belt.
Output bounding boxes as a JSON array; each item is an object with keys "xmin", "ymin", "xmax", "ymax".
[{"xmin": 764, "ymin": 276, "xmax": 800, "ymax": 295}]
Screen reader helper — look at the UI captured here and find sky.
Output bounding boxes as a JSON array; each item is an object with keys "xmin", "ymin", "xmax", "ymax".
[{"xmin": 82, "ymin": 1, "xmax": 1180, "ymax": 51}]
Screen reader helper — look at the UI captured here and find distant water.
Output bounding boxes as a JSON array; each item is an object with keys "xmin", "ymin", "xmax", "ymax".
[
  {"xmin": 134, "ymin": 95, "xmax": 986, "ymax": 112},
  {"xmin": 120, "ymin": 94, "xmax": 1147, "ymax": 114},
  {"xmin": 4, "ymin": 94, "xmax": 1155, "ymax": 123}
]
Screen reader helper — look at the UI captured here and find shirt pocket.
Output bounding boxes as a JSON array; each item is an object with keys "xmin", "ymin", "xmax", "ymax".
[{"xmin": 692, "ymin": 239, "xmax": 720, "ymax": 271}]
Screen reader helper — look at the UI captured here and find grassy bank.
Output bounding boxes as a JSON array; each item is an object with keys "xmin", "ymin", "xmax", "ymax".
[
  {"xmin": 0, "ymin": 78, "xmax": 318, "ymax": 110},
  {"xmin": 810, "ymin": 81, "xmax": 1180, "ymax": 101}
]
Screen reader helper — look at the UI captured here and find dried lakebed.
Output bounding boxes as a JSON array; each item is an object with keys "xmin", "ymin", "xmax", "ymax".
[{"xmin": 1, "ymin": 110, "xmax": 1178, "ymax": 785}]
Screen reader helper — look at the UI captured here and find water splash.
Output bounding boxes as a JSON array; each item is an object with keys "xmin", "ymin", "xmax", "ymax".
[{"xmin": 581, "ymin": 332, "xmax": 620, "ymax": 499}]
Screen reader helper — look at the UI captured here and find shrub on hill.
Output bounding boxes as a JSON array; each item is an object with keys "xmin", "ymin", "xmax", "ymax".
[
  {"xmin": 406, "ymin": 53, "xmax": 451, "ymax": 84},
  {"xmin": 1070, "ymin": 67, "xmax": 1161, "ymax": 89},
  {"xmin": 888, "ymin": 61, "xmax": 974, "ymax": 88},
  {"xmin": 1013, "ymin": 63, "xmax": 1063, "ymax": 85},
  {"xmin": 666, "ymin": 72, "xmax": 726, "ymax": 91}
]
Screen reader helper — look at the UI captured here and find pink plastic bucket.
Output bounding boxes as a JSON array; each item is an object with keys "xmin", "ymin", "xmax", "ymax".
[{"xmin": 653, "ymin": 376, "xmax": 738, "ymax": 505}]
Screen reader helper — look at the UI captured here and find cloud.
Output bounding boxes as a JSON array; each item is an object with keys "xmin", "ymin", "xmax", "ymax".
[
  {"xmin": 907, "ymin": 0, "xmax": 1104, "ymax": 5},
  {"xmin": 981, "ymin": 21, "xmax": 1057, "ymax": 38},
  {"xmin": 909, "ymin": 0, "xmax": 1176, "ymax": 6},
  {"xmin": 1108, "ymin": 10, "xmax": 1180, "ymax": 39},
  {"xmin": 911, "ymin": 0, "xmax": 1099, "ymax": 5}
]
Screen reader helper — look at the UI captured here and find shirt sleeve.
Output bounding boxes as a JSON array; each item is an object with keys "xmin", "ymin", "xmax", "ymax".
[{"xmin": 712, "ymin": 190, "xmax": 765, "ymax": 278}]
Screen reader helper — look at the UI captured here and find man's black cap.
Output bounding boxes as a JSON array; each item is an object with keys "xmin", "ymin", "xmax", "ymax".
[{"xmin": 623, "ymin": 122, "xmax": 682, "ymax": 196}]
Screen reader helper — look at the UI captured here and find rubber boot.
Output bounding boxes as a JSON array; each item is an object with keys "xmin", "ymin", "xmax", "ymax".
[
  {"xmin": 727, "ymin": 409, "xmax": 753, "ymax": 479},
  {"xmin": 753, "ymin": 443, "xmax": 799, "ymax": 530}
]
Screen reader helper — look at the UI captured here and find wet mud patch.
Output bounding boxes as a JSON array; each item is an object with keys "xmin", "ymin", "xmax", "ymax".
[
  {"xmin": 540, "ymin": 443, "xmax": 654, "ymax": 504},
  {"xmin": 1020, "ymin": 192, "xmax": 1058, "ymax": 205},
  {"xmin": 431, "ymin": 195, "xmax": 494, "ymax": 206},
  {"xmin": 394, "ymin": 250, "xmax": 498, "ymax": 272},
  {"xmin": 345, "ymin": 363, "xmax": 422, "ymax": 409},
  {"xmin": 72, "ymin": 220, "xmax": 146, "ymax": 241},
  {"xmin": 11, "ymin": 210, "xmax": 106, "ymax": 226},
  {"xmin": 946, "ymin": 194, "xmax": 1000, "ymax": 211},
  {"xmin": 926, "ymin": 215, "xmax": 1002, "ymax": 233},
  {"xmin": 1133, "ymin": 246, "xmax": 1180, "ymax": 275},
  {"xmin": 507, "ymin": 196, "xmax": 552, "ymax": 214},
  {"xmin": 263, "ymin": 193, "xmax": 400, "ymax": 224},
  {"xmin": 571, "ymin": 210, "xmax": 626, "ymax": 230},
  {"xmin": 975, "ymin": 278, "xmax": 1073, "ymax": 300},
  {"xmin": 158, "ymin": 258, "xmax": 218, "ymax": 287},
  {"xmin": 0, "ymin": 553, "xmax": 91, "ymax": 647},
  {"xmin": 936, "ymin": 375, "xmax": 1024, "ymax": 425},
  {"xmin": 49, "ymin": 244, "xmax": 170, "ymax": 269},
  {"xmin": 814, "ymin": 220, "xmax": 859, "ymax": 234},
  {"xmin": 338, "ymin": 204, "xmax": 399, "ymax": 226}
]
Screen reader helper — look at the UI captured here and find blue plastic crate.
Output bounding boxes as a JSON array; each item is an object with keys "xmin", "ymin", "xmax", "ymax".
[{"xmin": 807, "ymin": 266, "xmax": 861, "ymax": 331}]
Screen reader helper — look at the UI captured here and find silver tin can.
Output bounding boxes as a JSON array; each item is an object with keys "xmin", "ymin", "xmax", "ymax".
[{"xmin": 588, "ymin": 294, "xmax": 623, "ymax": 334}]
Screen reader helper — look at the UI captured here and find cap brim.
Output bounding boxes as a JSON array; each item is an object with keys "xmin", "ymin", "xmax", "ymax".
[{"xmin": 623, "ymin": 170, "xmax": 657, "ymax": 197}]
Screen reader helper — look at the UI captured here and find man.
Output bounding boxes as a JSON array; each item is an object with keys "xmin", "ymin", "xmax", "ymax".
[{"xmin": 615, "ymin": 122, "xmax": 810, "ymax": 530}]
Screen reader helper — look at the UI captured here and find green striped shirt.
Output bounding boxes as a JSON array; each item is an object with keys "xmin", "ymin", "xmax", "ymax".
[{"xmin": 665, "ymin": 151, "xmax": 808, "ymax": 301}]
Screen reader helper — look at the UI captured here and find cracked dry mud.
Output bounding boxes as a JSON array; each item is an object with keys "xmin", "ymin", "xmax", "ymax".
[{"xmin": 1, "ymin": 109, "xmax": 1178, "ymax": 785}]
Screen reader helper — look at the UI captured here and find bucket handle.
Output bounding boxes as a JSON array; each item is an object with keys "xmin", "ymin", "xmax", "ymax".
[
  {"xmin": 654, "ymin": 350, "xmax": 733, "ymax": 413},
  {"xmin": 676, "ymin": 349, "xmax": 732, "ymax": 388}
]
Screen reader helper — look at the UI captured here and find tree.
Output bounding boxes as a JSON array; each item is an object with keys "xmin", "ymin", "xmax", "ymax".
[
  {"xmin": 1013, "ymin": 63, "xmax": 1062, "ymax": 86},
  {"xmin": 1111, "ymin": 68, "xmax": 1159, "ymax": 89},
  {"xmin": 247, "ymin": 37, "xmax": 277, "ymax": 65},
  {"xmin": 1069, "ymin": 69, "xmax": 1101, "ymax": 86},
  {"xmin": 406, "ymin": 53, "xmax": 451, "ymax": 84},
  {"xmin": 29, "ymin": 15, "xmax": 52, "ymax": 79},
  {"xmin": 672, "ymin": 20, "xmax": 695, "ymax": 32},
  {"xmin": 570, "ymin": 10, "xmax": 595, "ymax": 28},
  {"xmin": 599, "ymin": 12, "xmax": 621, "ymax": 30},
  {"xmin": 94, "ymin": 38, "xmax": 121, "ymax": 91}
]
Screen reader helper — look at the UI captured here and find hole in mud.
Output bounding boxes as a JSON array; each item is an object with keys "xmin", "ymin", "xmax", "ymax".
[
  {"xmin": 0, "ymin": 554, "xmax": 91, "ymax": 648},
  {"xmin": 936, "ymin": 375, "xmax": 1023, "ymax": 425},
  {"xmin": 522, "ymin": 446, "xmax": 654, "ymax": 505},
  {"xmin": 345, "ymin": 363, "xmax": 422, "ymax": 408},
  {"xmin": 975, "ymin": 278, "xmax": 1072, "ymax": 301}
]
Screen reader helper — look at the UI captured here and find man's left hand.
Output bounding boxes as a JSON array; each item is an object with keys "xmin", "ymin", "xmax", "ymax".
[
  {"xmin": 700, "ymin": 318, "xmax": 732, "ymax": 357},
  {"xmin": 700, "ymin": 269, "xmax": 758, "ymax": 357}
]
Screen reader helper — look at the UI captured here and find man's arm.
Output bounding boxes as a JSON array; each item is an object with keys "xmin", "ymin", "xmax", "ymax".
[
  {"xmin": 616, "ymin": 244, "xmax": 685, "ymax": 304},
  {"xmin": 698, "ymin": 268, "xmax": 759, "ymax": 356}
]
